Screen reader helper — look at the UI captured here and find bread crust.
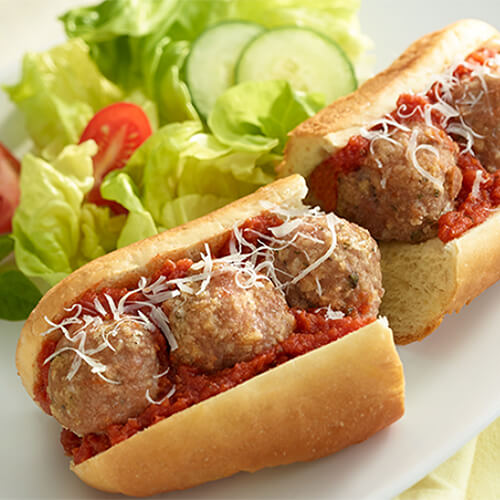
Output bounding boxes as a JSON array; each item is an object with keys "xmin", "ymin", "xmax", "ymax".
[
  {"xmin": 449, "ymin": 209, "xmax": 500, "ymax": 312},
  {"xmin": 72, "ymin": 319, "xmax": 404, "ymax": 496},
  {"xmin": 280, "ymin": 19, "xmax": 500, "ymax": 343},
  {"xmin": 16, "ymin": 174, "xmax": 404, "ymax": 494},
  {"xmin": 381, "ymin": 210, "xmax": 500, "ymax": 344}
]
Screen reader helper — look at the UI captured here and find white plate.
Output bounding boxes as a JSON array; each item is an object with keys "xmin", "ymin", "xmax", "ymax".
[{"xmin": 0, "ymin": 1, "xmax": 499, "ymax": 498}]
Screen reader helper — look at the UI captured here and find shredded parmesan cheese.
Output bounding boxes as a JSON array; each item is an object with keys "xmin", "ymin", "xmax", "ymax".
[
  {"xmin": 153, "ymin": 367, "xmax": 170, "ymax": 379},
  {"xmin": 316, "ymin": 305, "xmax": 345, "ymax": 321},
  {"xmin": 145, "ymin": 384, "xmax": 176, "ymax": 405},
  {"xmin": 149, "ymin": 307, "xmax": 178, "ymax": 352},
  {"xmin": 471, "ymin": 170, "xmax": 484, "ymax": 199},
  {"xmin": 42, "ymin": 204, "xmax": 341, "ymax": 389},
  {"xmin": 406, "ymin": 128, "xmax": 443, "ymax": 188},
  {"xmin": 287, "ymin": 213, "xmax": 338, "ymax": 286}
]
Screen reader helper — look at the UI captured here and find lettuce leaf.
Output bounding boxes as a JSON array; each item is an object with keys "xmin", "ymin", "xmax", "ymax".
[
  {"xmin": 4, "ymin": 39, "xmax": 123, "ymax": 154},
  {"xmin": 101, "ymin": 121, "xmax": 276, "ymax": 233},
  {"xmin": 3, "ymin": 39, "xmax": 161, "ymax": 158},
  {"xmin": 79, "ymin": 203, "xmax": 127, "ymax": 262},
  {"xmin": 209, "ymin": 80, "xmax": 323, "ymax": 154},
  {"xmin": 0, "ymin": 235, "xmax": 14, "ymax": 262},
  {"xmin": 100, "ymin": 172, "xmax": 158, "ymax": 248},
  {"xmin": 61, "ymin": 0, "xmax": 369, "ymax": 62},
  {"xmin": 12, "ymin": 142, "xmax": 125, "ymax": 285},
  {"xmin": 61, "ymin": 0, "xmax": 224, "ymax": 44},
  {"xmin": 60, "ymin": 0, "xmax": 371, "ymax": 122},
  {"xmin": 0, "ymin": 271, "xmax": 43, "ymax": 321}
]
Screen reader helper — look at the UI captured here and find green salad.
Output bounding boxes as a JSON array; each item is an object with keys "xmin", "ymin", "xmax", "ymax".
[{"xmin": 0, "ymin": 0, "xmax": 372, "ymax": 320}]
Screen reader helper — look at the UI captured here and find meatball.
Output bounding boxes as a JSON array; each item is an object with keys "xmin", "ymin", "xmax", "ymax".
[
  {"xmin": 48, "ymin": 317, "xmax": 160, "ymax": 436},
  {"xmin": 273, "ymin": 215, "xmax": 383, "ymax": 316},
  {"xmin": 451, "ymin": 70, "xmax": 500, "ymax": 172},
  {"xmin": 162, "ymin": 262, "xmax": 295, "ymax": 372},
  {"xmin": 336, "ymin": 123, "xmax": 462, "ymax": 242}
]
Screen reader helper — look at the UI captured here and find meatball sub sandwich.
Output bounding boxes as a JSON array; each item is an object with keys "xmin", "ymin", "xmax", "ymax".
[
  {"xmin": 16, "ymin": 175, "xmax": 404, "ymax": 496},
  {"xmin": 281, "ymin": 19, "xmax": 500, "ymax": 344}
]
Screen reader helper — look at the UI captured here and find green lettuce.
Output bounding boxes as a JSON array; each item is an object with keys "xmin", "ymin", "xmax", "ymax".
[
  {"xmin": 5, "ymin": 0, "xmax": 371, "ymax": 295},
  {"xmin": 12, "ymin": 141, "xmax": 126, "ymax": 285},
  {"xmin": 4, "ymin": 39, "xmax": 123, "ymax": 154},
  {"xmin": 4, "ymin": 39, "xmax": 161, "ymax": 157},
  {"xmin": 10, "ymin": 85, "xmax": 308, "ymax": 286},
  {"xmin": 60, "ymin": 0, "xmax": 371, "ymax": 122},
  {"xmin": 0, "ymin": 271, "xmax": 43, "ymax": 321},
  {"xmin": 209, "ymin": 80, "xmax": 324, "ymax": 154},
  {"xmin": 101, "ymin": 121, "xmax": 276, "ymax": 232},
  {"xmin": 9, "ymin": 118, "xmax": 280, "ymax": 287},
  {"xmin": 100, "ymin": 172, "xmax": 157, "ymax": 248},
  {"xmin": 62, "ymin": 0, "xmax": 369, "ymax": 62},
  {"xmin": 0, "ymin": 235, "xmax": 14, "ymax": 262}
]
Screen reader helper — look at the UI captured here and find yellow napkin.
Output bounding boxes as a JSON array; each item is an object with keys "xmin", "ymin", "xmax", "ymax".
[{"xmin": 394, "ymin": 417, "xmax": 499, "ymax": 500}]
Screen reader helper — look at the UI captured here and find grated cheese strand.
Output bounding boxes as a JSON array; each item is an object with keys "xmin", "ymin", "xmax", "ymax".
[
  {"xmin": 288, "ymin": 213, "xmax": 338, "ymax": 286},
  {"xmin": 149, "ymin": 307, "xmax": 178, "ymax": 352},
  {"xmin": 316, "ymin": 305, "xmax": 345, "ymax": 321},
  {"xmin": 146, "ymin": 384, "xmax": 177, "ymax": 405},
  {"xmin": 406, "ymin": 128, "xmax": 443, "ymax": 188},
  {"xmin": 471, "ymin": 170, "xmax": 484, "ymax": 199}
]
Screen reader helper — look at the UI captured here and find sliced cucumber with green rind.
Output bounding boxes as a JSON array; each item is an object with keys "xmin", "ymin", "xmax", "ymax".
[
  {"xmin": 235, "ymin": 27, "xmax": 357, "ymax": 104},
  {"xmin": 186, "ymin": 21, "xmax": 265, "ymax": 118}
]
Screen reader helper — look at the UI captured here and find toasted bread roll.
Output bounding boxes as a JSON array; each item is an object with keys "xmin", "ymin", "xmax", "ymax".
[
  {"xmin": 16, "ymin": 175, "xmax": 404, "ymax": 496},
  {"xmin": 281, "ymin": 20, "xmax": 500, "ymax": 343},
  {"xmin": 380, "ymin": 212, "xmax": 500, "ymax": 343}
]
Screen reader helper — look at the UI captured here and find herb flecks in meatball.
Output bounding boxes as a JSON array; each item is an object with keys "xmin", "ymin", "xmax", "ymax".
[
  {"xmin": 162, "ymin": 263, "xmax": 295, "ymax": 372},
  {"xmin": 48, "ymin": 318, "xmax": 160, "ymax": 436},
  {"xmin": 274, "ymin": 215, "xmax": 383, "ymax": 317},
  {"xmin": 336, "ymin": 123, "xmax": 461, "ymax": 242}
]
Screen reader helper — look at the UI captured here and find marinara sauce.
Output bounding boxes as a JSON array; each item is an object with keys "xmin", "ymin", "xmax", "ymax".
[
  {"xmin": 438, "ymin": 153, "xmax": 500, "ymax": 242},
  {"xmin": 36, "ymin": 213, "xmax": 375, "ymax": 465}
]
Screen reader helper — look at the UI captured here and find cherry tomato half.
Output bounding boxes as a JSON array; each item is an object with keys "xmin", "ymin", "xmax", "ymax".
[
  {"xmin": 0, "ymin": 142, "xmax": 21, "ymax": 234},
  {"xmin": 79, "ymin": 102, "xmax": 152, "ymax": 214}
]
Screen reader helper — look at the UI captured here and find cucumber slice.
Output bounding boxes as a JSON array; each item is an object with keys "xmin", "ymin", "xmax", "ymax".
[
  {"xmin": 235, "ymin": 27, "xmax": 357, "ymax": 104},
  {"xmin": 186, "ymin": 21, "xmax": 265, "ymax": 118}
]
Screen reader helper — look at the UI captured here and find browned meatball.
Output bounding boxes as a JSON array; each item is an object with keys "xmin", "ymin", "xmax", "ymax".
[
  {"xmin": 162, "ymin": 262, "xmax": 295, "ymax": 372},
  {"xmin": 451, "ymin": 69, "xmax": 500, "ymax": 172},
  {"xmin": 336, "ymin": 123, "xmax": 461, "ymax": 242},
  {"xmin": 48, "ymin": 318, "xmax": 160, "ymax": 436},
  {"xmin": 273, "ymin": 215, "xmax": 383, "ymax": 316}
]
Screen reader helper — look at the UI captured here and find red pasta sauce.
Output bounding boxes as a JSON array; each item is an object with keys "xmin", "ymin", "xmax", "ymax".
[
  {"xmin": 309, "ymin": 135, "xmax": 370, "ymax": 212},
  {"xmin": 438, "ymin": 153, "xmax": 500, "ymax": 242},
  {"xmin": 35, "ymin": 213, "xmax": 375, "ymax": 465}
]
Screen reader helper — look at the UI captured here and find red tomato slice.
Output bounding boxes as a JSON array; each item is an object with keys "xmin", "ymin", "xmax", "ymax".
[
  {"xmin": 79, "ymin": 102, "xmax": 152, "ymax": 214},
  {"xmin": 0, "ymin": 142, "xmax": 21, "ymax": 234}
]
